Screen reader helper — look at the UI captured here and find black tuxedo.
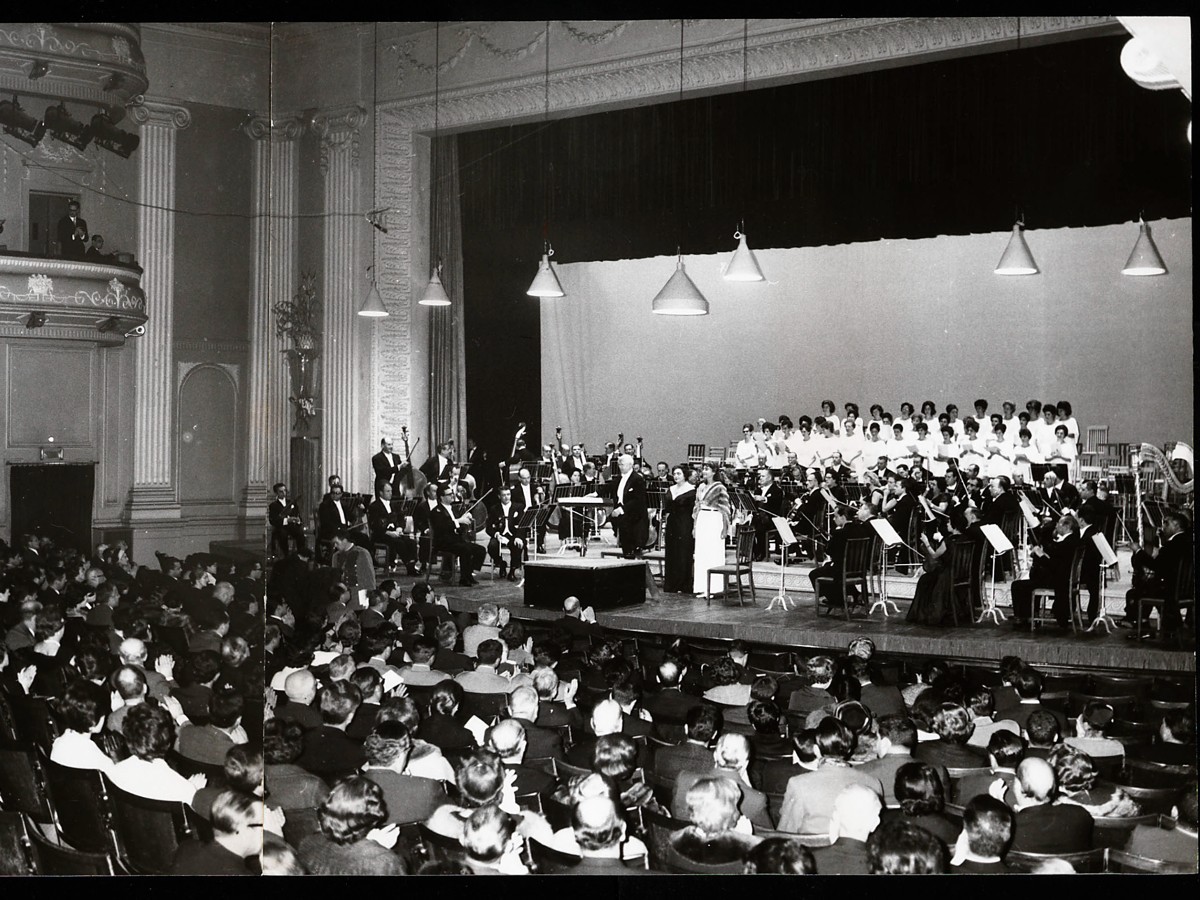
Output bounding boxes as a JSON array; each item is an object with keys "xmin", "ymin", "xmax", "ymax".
[
  {"xmin": 371, "ymin": 450, "xmax": 402, "ymax": 493},
  {"xmin": 317, "ymin": 496, "xmax": 356, "ymax": 542},
  {"xmin": 1078, "ymin": 524, "xmax": 1103, "ymax": 622},
  {"xmin": 982, "ymin": 490, "xmax": 1020, "ymax": 526},
  {"xmin": 367, "ymin": 498, "xmax": 417, "ymax": 566},
  {"xmin": 1036, "ymin": 483, "xmax": 1080, "ymax": 518},
  {"xmin": 752, "ymin": 481, "xmax": 784, "ymax": 560},
  {"xmin": 1012, "ymin": 532, "xmax": 1082, "ymax": 626},
  {"xmin": 268, "ymin": 498, "xmax": 306, "ymax": 556},
  {"xmin": 509, "ymin": 482, "xmax": 545, "ymax": 551},
  {"xmin": 430, "ymin": 503, "xmax": 485, "ymax": 581},
  {"xmin": 486, "ymin": 502, "xmax": 525, "ymax": 571},
  {"xmin": 57, "ymin": 213, "xmax": 89, "ymax": 259},
  {"xmin": 808, "ymin": 520, "xmax": 873, "ymax": 607},
  {"xmin": 601, "ymin": 470, "xmax": 649, "ymax": 557},
  {"xmin": 419, "ymin": 455, "xmax": 453, "ymax": 485},
  {"xmin": 1124, "ymin": 529, "xmax": 1192, "ymax": 632}
]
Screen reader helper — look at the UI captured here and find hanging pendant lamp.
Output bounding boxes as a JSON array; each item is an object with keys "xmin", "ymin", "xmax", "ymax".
[
  {"xmin": 724, "ymin": 229, "xmax": 765, "ymax": 282},
  {"xmin": 994, "ymin": 220, "xmax": 1039, "ymax": 275},
  {"xmin": 419, "ymin": 21, "xmax": 452, "ymax": 308},
  {"xmin": 1121, "ymin": 217, "xmax": 1167, "ymax": 276},
  {"xmin": 419, "ymin": 262, "xmax": 451, "ymax": 306},
  {"xmin": 359, "ymin": 266, "xmax": 388, "ymax": 317},
  {"xmin": 527, "ymin": 242, "xmax": 565, "ymax": 297},
  {"xmin": 652, "ymin": 253, "xmax": 709, "ymax": 316}
]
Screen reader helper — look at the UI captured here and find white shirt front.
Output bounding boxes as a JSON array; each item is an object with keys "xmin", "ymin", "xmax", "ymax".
[
  {"xmin": 616, "ymin": 471, "xmax": 631, "ymax": 507},
  {"xmin": 520, "ymin": 484, "xmax": 534, "ymax": 507}
]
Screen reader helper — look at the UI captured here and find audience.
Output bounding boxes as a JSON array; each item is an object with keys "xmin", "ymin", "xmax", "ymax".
[
  {"xmin": 296, "ymin": 776, "xmax": 407, "ymax": 875},
  {"xmin": 949, "ymin": 795, "xmax": 1014, "ymax": 873},
  {"xmin": 811, "ymin": 784, "xmax": 882, "ymax": 875}
]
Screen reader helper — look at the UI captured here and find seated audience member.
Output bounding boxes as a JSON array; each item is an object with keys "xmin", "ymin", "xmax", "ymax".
[
  {"xmin": 455, "ymin": 639, "xmax": 515, "ymax": 694},
  {"xmin": 653, "ymin": 704, "xmax": 723, "ymax": 781},
  {"xmin": 1008, "ymin": 757, "xmax": 1094, "ymax": 855},
  {"xmin": 397, "ymin": 635, "xmax": 451, "ymax": 687},
  {"xmin": 105, "ymin": 664, "xmax": 149, "ymax": 735},
  {"xmin": 462, "ymin": 603, "xmax": 502, "ymax": 657},
  {"xmin": 954, "ymin": 730, "xmax": 1026, "ymax": 805},
  {"xmin": 786, "ymin": 655, "xmax": 836, "ymax": 715},
  {"xmin": 107, "ymin": 703, "xmax": 205, "ymax": 805},
  {"xmin": 743, "ymin": 837, "xmax": 817, "ymax": 874},
  {"xmin": 811, "ymin": 784, "xmax": 883, "ymax": 875},
  {"xmin": 373, "ymin": 696, "xmax": 455, "ymax": 784},
  {"xmin": 965, "ymin": 685, "xmax": 1019, "ymax": 750},
  {"xmin": 669, "ymin": 777, "xmax": 762, "ymax": 865},
  {"xmin": 566, "ymin": 795, "xmax": 651, "ymax": 874},
  {"xmin": 424, "ymin": 749, "xmax": 552, "ymax": 844},
  {"xmin": 170, "ymin": 789, "xmax": 264, "ymax": 875},
  {"xmin": 949, "ymin": 795, "xmax": 1014, "ymax": 874},
  {"xmin": 50, "ymin": 681, "xmax": 117, "ymax": 772},
  {"xmin": 848, "ymin": 655, "xmax": 904, "ymax": 719},
  {"xmin": 672, "ymin": 732, "xmax": 772, "ymax": 830},
  {"xmin": 566, "ymin": 698, "xmax": 642, "ymax": 769},
  {"xmin": 345, "ymin": 667, "xmax": 384, "ymax": 741},
  {"xmin": 530, "ymin": 664, "xmax": 582, "ymax": 729},
  {"xmin": 545, "ymin": 772, "xmax": 649, "ymax": 863},
  {"xmin": 776, "ymin": 717, "xmax": 883, "ymax": 835},
  {"xmin": 857, "ymin": 715, "xmax": 947, "ymax": 809},
  {"xmin": 499, "ymin": 620, "xmax": 534, "ymax": 671},
  {"xmin": 507, "ymin": 684, "xmax": 565, "ymax": 761},
  {"xmin": 487, "ymin": 718, "xmax": 556, "ymax": 799},
  {"xmin": 1134, "ymin": 711, "xmax": 1196, "ymax": 767},
  {"xmin": 360, "ymin": 721, "xmax": 447, "ymax": 825},
  {"xmin": 913, "ymin": 702, "xmax": 987, "ymax": 769},
  {"xmin": 261, "ymin": 840, "xmax": 306, "ymax": 876},
  {"xmin": 417, "ymin": 679, "xmax": 476, "ymax": 753},
  {"xmin": 723, "ymin": 674, "xmax": 778, "ymax": 728},
  {"xmin": 612, "ymin": 674, "xmax": 654, "ymax": 740},
  {"xmin": 297, "ymin": 776, "xmax": 407, "ymax": 875},
  {"xmin": 1022, "ymin": 709, "xmax": 1062, "ymax": 760},
  {"xmin": 702, "ymin": 655, "xmax": 752, "ymax": 706},
  {"xmin": 433, "ymin": 621, "xmax": 473, "ymax": 675},
  {"xmin": 1064, "ymin": 700, "xmax": 1124, "ymax": 762},
  {"xmin": 173, "ymin": 650, "xmax": 223, "ymax": 723},
  {"xmin": 1122, "ymin": 781, "xmax": 1198, "ymax": 870},
  {"xmin": 295, "ymin": 681, "xmax": 366, "ymax": 781},
  {"xmin": 746, "ymin": 699, "xmax": 792, "ymax": 760},
  {"xmin": 642, "ymin": 659, "xmax": 704, "ymax": 727},
  {"xmin": 264, "ymin": 719, "xmax": 330, "ymax": 814},
  {"xmin": 177, "ymin": 687, "xmax": 248, "ymax": 766},
  {"xmin": 758, "ymin": 728, "xmax": 816, "ymax": 794},
  {"xmin": 1048, "ymin": 744, "xmax": 1141, "ymax": 817},
  {"xmin": 880, "ymin": 762, "xmax": 960, "ymax": 846},
  {"xmin": 867, "ymin": 819, "xmax": 948, "ymax": 874},
  {"xmin": 276, "ymin": 669, "xmax": 322, "ymax": 731},
  {"xmin": 462, "ymin": 804, "xmax": 528, "ymax": 875},
  {"xmin": 997, "ymin": 668, "xmax": 1060, "ymax": 734},
  {"xmin": 590, "ymin": 733, "xmax": 658, "ymax": 813}
]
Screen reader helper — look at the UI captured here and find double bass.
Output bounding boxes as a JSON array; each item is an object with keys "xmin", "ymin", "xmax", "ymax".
[{"xmin": 398, "ymin": 425, "xmax": 428, "ymax": 500}]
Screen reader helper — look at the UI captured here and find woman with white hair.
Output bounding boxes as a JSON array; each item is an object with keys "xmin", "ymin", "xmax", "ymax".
[{"xmin": 669, "ymin": 776, "xmax": 761, "ymax": 864}]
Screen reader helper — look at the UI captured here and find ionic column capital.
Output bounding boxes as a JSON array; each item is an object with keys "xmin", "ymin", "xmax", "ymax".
[{"xmin": 128, "ymin": 98, "xmax": 192, "ymax": 130}]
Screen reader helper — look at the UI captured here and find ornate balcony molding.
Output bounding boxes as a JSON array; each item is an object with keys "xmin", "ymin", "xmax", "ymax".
[{"xmin": 0, "ymin": 254, "xmax": 147, "ymax": 343}]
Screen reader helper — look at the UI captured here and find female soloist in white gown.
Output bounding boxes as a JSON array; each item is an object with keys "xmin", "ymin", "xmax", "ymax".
[{"xmin": 692, "ymin": 467, "xmax": 733, "ymax": 596}]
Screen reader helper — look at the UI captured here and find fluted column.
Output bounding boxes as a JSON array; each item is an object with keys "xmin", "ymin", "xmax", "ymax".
[
  {"xmin": 128, "ymin": 99, "xmax": 191, "ymax": 519},
  {"xmin": 240, "ymin": 114, "xmax": 303, "ymax": 516},
  {"xmin": 313, "ymin": 106, "xmax": 366, "ymax": 489}
]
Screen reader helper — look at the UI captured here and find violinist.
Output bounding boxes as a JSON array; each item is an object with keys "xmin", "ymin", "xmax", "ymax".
[
  {"xmin": 981, "ymin": 476, "xmax": 1019, "ymax": 526},
  {"xmin": 486, "ymin": 486, "xmax": 525, "ymax": 581},
  {"xmin": 511, "ymin": 468, "xmax": 547, "ymax": 553},
  {"xmin": 751, "ymin": 468, "xmax": 784, "ymax": 562},
  {"xmin": 823, "ymin": 451, "xmax": 854, "ymax": 486},
  {"xmin": 368, "ymin": 481, "xmax": 421, "ymax": 575},
  {"xmin": 430, "ymin": 483, "xmax": 486, "ymax": 587},
  {"xmin": 808, "ymin": 503, "xmax": 873, "ymax": 610},
  {"xmin": 318, "ymin": 485, "xmax": 370, "ymax": 553}
]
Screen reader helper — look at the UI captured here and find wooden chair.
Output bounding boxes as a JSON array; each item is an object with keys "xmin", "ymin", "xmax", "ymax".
[
  {"xmin": 554, "ymin": 759, "xmax": 592, "ymax": 782},
  {"xmin": 1120, "ymin": 758, "xmax": 1196, "ymax": 788},
  {"xmin": 1091, "ymin": 812, "xmax": 1162, "ymax": 849},
  {"xmin": 38, "ymin": 747, "xmax": 113, "ymax": 853},
  {"xmin": 655, "ymin": 836, "xmax": 747, "ymax": 874},
  {"xmin": 640, "ymin": 806, "xmax": 692, "ymax": 872},
  {"xmin": 1003, "ymin": 846, "xmax": 1107, "ymax": 873},
  {"xmin": 1135, "ymin": 555, "xmax": 1194, "ymax": 642},
  {"xmin": 686, "ymin": 445, "xmax": 706, "ymax": 468},
  {"xmin": 1030, "ymin": 544, "xmax": 1086, "ymax": 634},
  {"xmin": 515, "ymin": 791, "xmax": 544, "ymax": 815},
  {"xmin": 752, "ymin": 827, "xmax": 833, "ymax": 847},
  {"xmin": 947, "ymin": 536, "xmax": 985, "ymax": 627},
  {"xmin": 1107, "ymin": 847, "xmax": 1197, "ymax": 874},
  {"xmin": 1068, "ymin": 692, "xmax": 1141, "ymax": 720},
  {"xmin": 1090, "ymin": 674, "xmax": 1153, "ymax": 698},
  {"xmin": 527, "ymin": 837, "xmax": 583, "ymax": 874},
  {"xmin": 101, "ymin": 777, "xmax": 196, "ymax": 875},
  {"xmin": 815, "ymin": 535, "xmax": 875, "ymax": 621},
  {"xmin": 747, "ymin": 649, "xmax": 792, "ymax": 675},
  {"xmin": 1097, "ymin": 780, "xmax": 1181, "ymax": 815},
  {"xmin": 22, "ymin": 813, "xmax": 119, "ymax": 875},
  {"xmin": 706, "ymin": 525, "xmax": 757, "ymax": 607},
  {"xmin": 0, "ymin": 741, "xmax": 56, "ymax": 829}
]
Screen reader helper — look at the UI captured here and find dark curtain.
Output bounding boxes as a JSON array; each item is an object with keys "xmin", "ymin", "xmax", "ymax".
[{"xmin": 428, "ymin": 135, "xmax": 468, "ymax": 457}]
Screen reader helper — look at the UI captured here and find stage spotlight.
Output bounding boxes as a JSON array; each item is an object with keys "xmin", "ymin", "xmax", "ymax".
[
  {"xmin": 0, "ymin": 96, "xmax": 47, "ymax": 147},
  {"xmin": 124, "ymin": 324, "xmax": 145, "ymax": 338},
  {"xmin": 28, "ymin": 60, "xmax": 49, "ymax": 80},
  {"xmin": 97, "ymin": 316, "xmax": 121, "ymax": 333},
  {"xmin": 43, "ymin": 103, "xmax": 92, "ymax": 151},
  {"xmin": 26, "ymin": 312, "xmax": 47, "ymax": 329},
  {"xmin": 90, "ymin": 111, "xmax": 139, "ymax": 158}
]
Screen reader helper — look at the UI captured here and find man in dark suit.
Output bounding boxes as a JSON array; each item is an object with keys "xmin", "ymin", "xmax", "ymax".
[
  {"xmin": 419, "ymin": 442, "xmax": 455, "ymax": 486},
  {"xmin": 913, "ymin": 703, "xmax": 988, "ymax": 769},
  {"xmin": 430, "ymin": 483, "xmax": 486, "ymax": 586},
  {"xmin": 810, "ymin": 784, "xmax": 882, "ymax": 875},
  {"xmin": 982, "ymin": 475, "xmax": 1020, "ymax": 525},
  {"xmin": 268, "ymin": 483, "xmax": 306, "ymax": 557},
  {"xmin": 1011, "ymin": 513, "xmax": 1082, "ymax": 629},
  {"xmin": 485, "ymin": 487, "xmax": 524, "ymax": 581},
  {"xmin": 367, "ymin": 481, "xmax": 419, "ymax": 574},
  {"xmin": 642, "ymin": 660, "xmax": 705, "ymax": 733},
  {"xmin": 56, "ymin": 198, "xmax": 89, "ymax": 259},
  {"xmin": 859, "ymin": 715, "xmax": 950, "ymax": 808},
  {"xmin": 507, "ymin": 685, "xmax": 565, "ymax": 761},
  {"xmin": 463, "ymin": 437, "xmax": 490, "ymax": 494},
  {"xmin": 487, "ymin": 719, "xmax": 557, "ymax": 800},
  {"xmin": 597, "ymin": 453, "xmax": 648, "ymax": 558},
  {"xmin": 808, "ymin": 505, "xmax": 872, "ymax": 609},
  {"xmin": 1035, "ymin": 472, "xmax": 1080, "ymax": 520},
  {"xmin": 671, "ymin": 733, "xmax": 773, "ymax": 830},
  {"xmin": 371, "ymin": 438, "xmax": 403, "ymax": 495},
  {"xmin": 359, "ymin": 721, "xmax": 446, "ymax": 826},
  {"xmin": 317, "ymin": 484, "xmax": 370, "ymax": 553},
  {"xmin": 295, "ymin": 682, "xmax": 367, "ymax": 781},
  {"xmin": 751, "ymin": 468, "xmax": 784, "ymax": 561},
  {"xmin": 1001, "ymin": 668, "xmax": 1068, "ymax": 736},
  {"xmin": 653, "ymin": 704, "xmax": 723, "ymax": 782},
  {"xmin": 1125, "ymin": 511, "xmax": 1192, "ymax": 640},
  {"xmin": 1008, "ymin": 758, "xmax": 1093, "ymax": 855}
]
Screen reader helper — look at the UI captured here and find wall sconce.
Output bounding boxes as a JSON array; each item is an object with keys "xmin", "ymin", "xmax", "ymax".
[
  {"xmin": 0, "ymin": 96, "xmax": 46, "ymax": 147},
  {"xmin": 28, "ymin": 59, "xmax": 49, "ymax": 80},
  {"xmin": 43, "ymin": 103, "xmax": 92, "ymax": 150},
  {"xmin": 90, "ymin": 111, "xmax": 139, "ymax": 158},
  {"xmin": 26, "ymin": 312, "xmax": 47, "ymax": 329}
]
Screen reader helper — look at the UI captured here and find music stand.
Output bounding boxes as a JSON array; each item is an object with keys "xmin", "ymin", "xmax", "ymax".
[
  {"xmin": 867, "ymin": 518, "xmax": 904, "ymax": 616},
  {"xmin": 1016, "ymin": 494, "xmax": 1040, "ymax": 578},
  {"xmin": 1086, "ymin": 532, "xmax": 1120, "ymax": 633},
  {"xmin": 532, "ymin": 506, "xmax": 555, "ymax": 558},
  {"xmin": 978, "ymin": 524, "xmax": 1013, "ymax": 624},
  {"xmin": 515, "ymin": 508, "xmax": 541, "ymax": 567},
  {"xmin": 766, "ymin": 517, "xmax": 798, "ymax": 611}
]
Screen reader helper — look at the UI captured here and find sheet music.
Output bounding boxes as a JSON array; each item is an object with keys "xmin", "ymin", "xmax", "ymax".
[
  {"xmin": 1017, "ymin": 494, "xmax": 1040, "ymax": 528},
  {"xmin": 869, "ymin": 517, "xmax": 904, "ymax": 546},
  {"xmin": 1092, "ymin": 532, "xmax": 1119, "ymax": 566},
  {"xmin": 979, "ymin": 523, "xmax": 1014, "ymax": 553},
  {"xmin": 381, "ymin": 668, "xmax": 404, "ymax": 694},
  {"xmin": 771, "ymin": 516, "xmax": 798, "ymax": 545}
]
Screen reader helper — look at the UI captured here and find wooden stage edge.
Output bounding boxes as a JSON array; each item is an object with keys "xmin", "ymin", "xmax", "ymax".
[{"xmin": 435, "ymin": 566, "xmax": 1195, "ymax": 679}]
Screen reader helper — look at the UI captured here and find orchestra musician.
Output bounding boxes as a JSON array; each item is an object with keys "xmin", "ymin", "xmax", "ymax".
[
  {"xmin": 510, "ymin": 467, "xmax": 547, "ymax": 554},
  {"xmin": 787, "ymin": 470, "xmax": 826, "ymax": 560},
  {"xmin": 463, "ymin": 436, "xmax": 487, "ymax": 494},
  {"xmin": 367, "ymin": 481, "xmax": 420, "ymax": 575},
  {"xmin": 268, "ymin": 483, "xmax": 307, "ymax": 557},
  {"xmin": 751, "ymin": 468, "xmax": 784, "ymax": 562},
  {"xmin": 595, "ymin": 453, "xmax": 649, "ymax": 559},
  {"xmin": 486, "ymin": 486, "xmax": 525, "ymax": 581},
  {"xmin": 413, "ymin": 482, "xmax": 439, "ymax": 537},
  {"xmin": 808, "ymin": 503, "xmax": 873, "ymax": 610},
  {"xmin": 371, "ymin": 438, "xmax": 403, "ymax": 495},
  {"xmin": 508, "ymin": 423, "xmax": 538, "ymax": 467},
  {"xmin": 318, "ymin": 484, "xmax": 370, "ymax": 554},
  {"xmin": 1011, "ymin": 513, "xmax": 1082, "ymax": 630},
  {"xmin": 823, "ymin": 451, "xmax": 854, "ymax": 487},
  {"xmin": 430, "ymin": 482, "xmax": 487, "ymax": 586},
  {"xmin": 1036, "ymin": 472, "xmax": 1080, "ymax": 521},
  {"xmin": 419, "ymin": 441, "xmax": 455, "ymax": 486}
]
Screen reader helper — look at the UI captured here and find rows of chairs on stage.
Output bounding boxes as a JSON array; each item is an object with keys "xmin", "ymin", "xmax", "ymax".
[
  {"xmin": 0, "ymin": 532, "xmax": 266, "ymax": 875},
  {"xmin": 252, "ymin": 584, "xmax": 1196, "ymax": 875}
]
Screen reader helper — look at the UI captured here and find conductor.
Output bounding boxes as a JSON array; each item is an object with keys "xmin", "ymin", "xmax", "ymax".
[{"xmin": 593, "ymin": 453, "xmax": 648, "ymax": 559}]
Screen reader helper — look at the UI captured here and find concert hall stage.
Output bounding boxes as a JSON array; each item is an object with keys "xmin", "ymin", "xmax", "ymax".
[{"xmin": 424, "ymin": 547, "xmax": 1195, "ymax": 679}]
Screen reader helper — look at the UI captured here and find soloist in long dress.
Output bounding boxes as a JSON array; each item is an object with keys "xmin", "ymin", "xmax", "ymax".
[
  {"xmin": 663, "ymin": 484, "xmax": 696, "ymax": 593},
  {"xmin": 693, "ymin": 482, "xmax": 732, "ymax": 595}
]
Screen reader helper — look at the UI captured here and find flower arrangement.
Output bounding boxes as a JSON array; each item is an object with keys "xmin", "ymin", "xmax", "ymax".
[{"xmin": 273, "ymin": 271, "xmax": 320, "ymax": 351}]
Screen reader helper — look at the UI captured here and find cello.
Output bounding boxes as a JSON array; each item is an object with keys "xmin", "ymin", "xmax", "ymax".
[{"xmin": 398, "ymin": 425, "xmax": 428, "ymax": 501}]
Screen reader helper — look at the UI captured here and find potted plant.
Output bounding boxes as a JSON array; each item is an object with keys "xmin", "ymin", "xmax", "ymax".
[{"xmin": 274, "ymin": 271, "xmax": 321, "ymax": 430}]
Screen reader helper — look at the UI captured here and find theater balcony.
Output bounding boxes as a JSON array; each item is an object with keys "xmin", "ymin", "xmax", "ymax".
[{"xmin": 0, "ymin": 252, "xmax": 148, "ymax": 345}]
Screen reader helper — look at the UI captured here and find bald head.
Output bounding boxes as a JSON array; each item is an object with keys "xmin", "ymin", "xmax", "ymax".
[
  {"xmin": 563, "ymin": 596, "xmax": 581, "ymax": 616},
  {"xmin": 713, "ymin": 732, "xmax": 751, "ymax": 770},
  {"xmin": 831, "ymin": 784, "xmax": 883, "ymax": 841},
  {"xmin": 591, "ymin": 698, "xmax": 623, "ymax": 737},
  {"xmin": 1017, "ymin": 757, "xmax": 1056, "ymax": 803},
  {"xmin": 284, "ymin": 669, "xmax": 316, "ymax": 704},
  {"xmin": 508, "ymin": 685, "xmax": 539, "ymax": 720},
  {"xmin": 118, "ymin": 637, "xmax": 147, "ymax": 665},
  {"xmin": 486, "ymin": 719, "xmax": 526, "ymax": 760}
]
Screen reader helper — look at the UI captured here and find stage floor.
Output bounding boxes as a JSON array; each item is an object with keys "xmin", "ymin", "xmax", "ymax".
[{"xmin": 417, "ymin": 539, "xmax": 1195, "ymax": 678}]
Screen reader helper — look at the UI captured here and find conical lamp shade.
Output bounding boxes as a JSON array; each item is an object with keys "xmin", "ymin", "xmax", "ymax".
[
  {"xmin": 357, "ymin": 280, "xmax": 389, "ymax": 317},
  {"xmin": 1121, "ymin": 220, "xmax": 1167, "ymax": 276},
  {"xmin": 994, "ymin": 223, "xmax": 1039, "ymax": 275},
  {"xmin": 526, "ymin": 253, "xmax": 566, "ymax": 297},
  {"xmin": 652, "ymin": 257, "xmax": 709, "ymax": 316},
  {"xmin": 724, "ymin": 232, "xmax": 765, "ymax": 282},
  {"xmin": 418, "ymin": 269, "xmax": 451, "ymax": 306}
]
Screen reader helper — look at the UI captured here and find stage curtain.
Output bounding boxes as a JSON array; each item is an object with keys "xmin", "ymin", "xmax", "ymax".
[{"xmin": 428, "ymin": 134, "xmax": 468, "ymax": 456}]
